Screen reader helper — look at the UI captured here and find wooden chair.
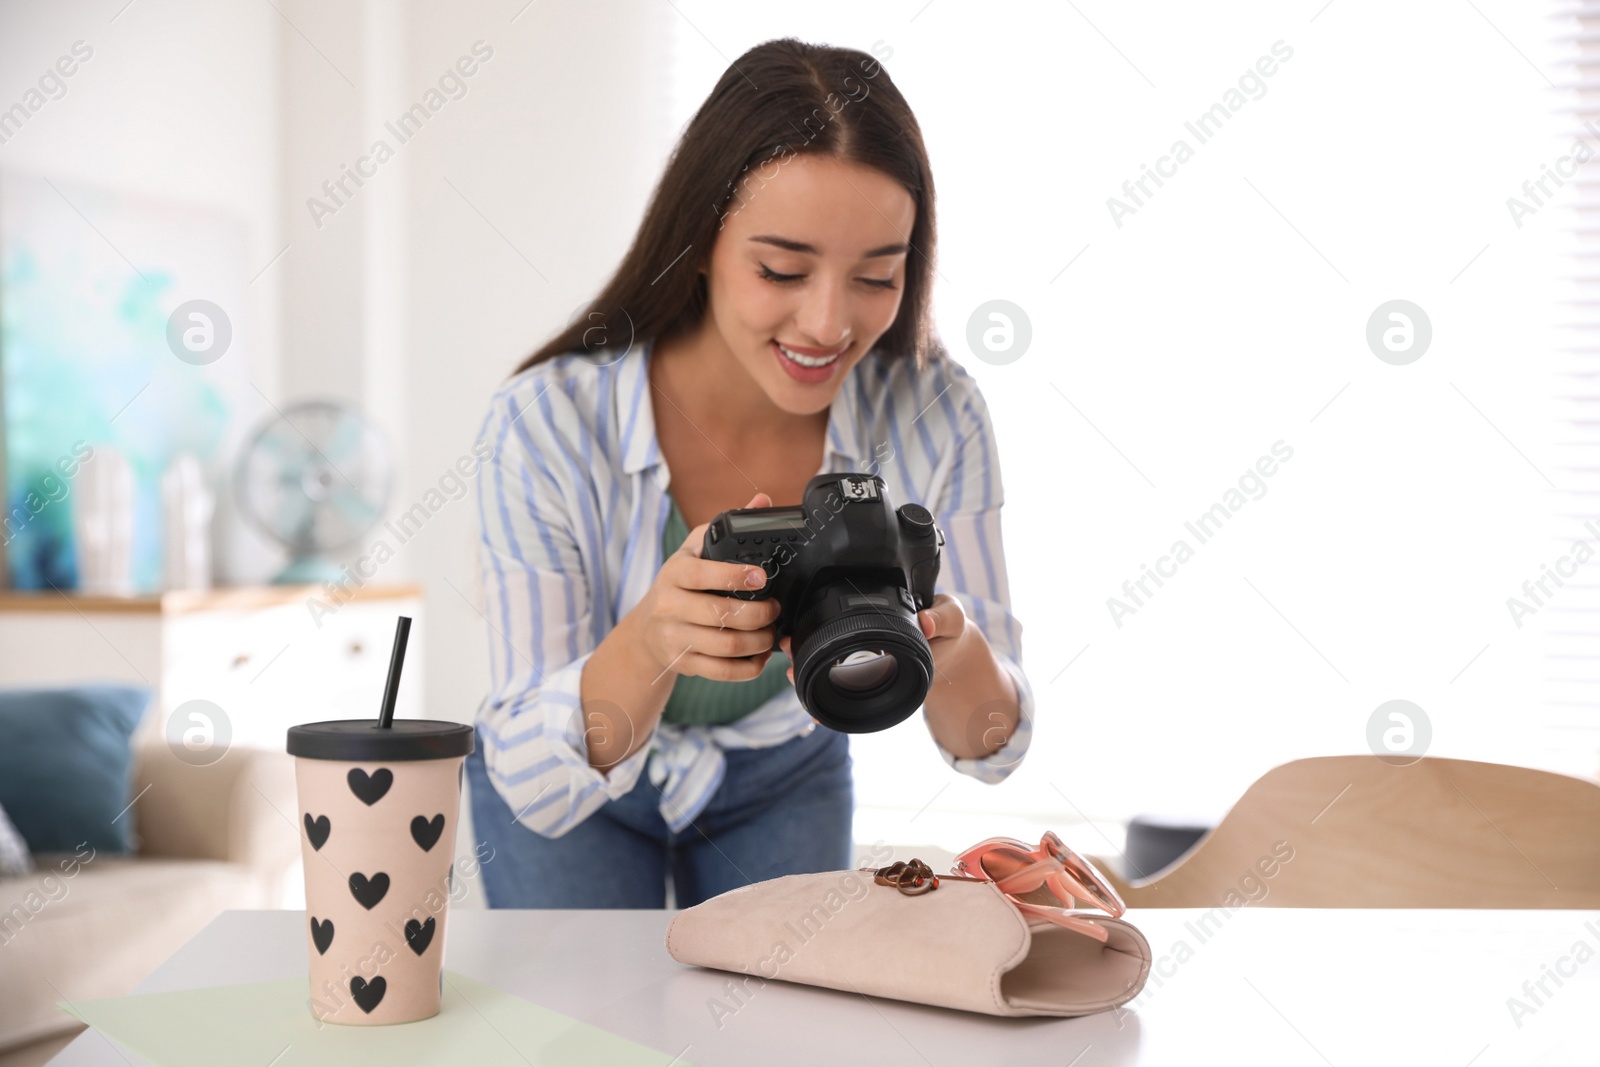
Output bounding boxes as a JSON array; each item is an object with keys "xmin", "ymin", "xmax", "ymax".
[{"xmin": 1086, "ymin": 755, "xmax": 1600, "ymax": 908}]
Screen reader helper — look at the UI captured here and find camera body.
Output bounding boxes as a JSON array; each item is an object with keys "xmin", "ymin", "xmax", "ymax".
[{"xmin": 702, "ymin": 472, "xmax": 943, "ymax": 733}]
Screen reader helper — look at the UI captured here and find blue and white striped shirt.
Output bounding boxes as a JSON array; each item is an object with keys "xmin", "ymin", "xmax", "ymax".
[{"xmin": 472, "ymin": 337, "xmax": 1036, "ymax": 839}]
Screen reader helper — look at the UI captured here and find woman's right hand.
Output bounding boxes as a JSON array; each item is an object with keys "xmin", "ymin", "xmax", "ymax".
[{"xmin": 631, "ymin": 492, "xmax": 784, "ymax": 682}]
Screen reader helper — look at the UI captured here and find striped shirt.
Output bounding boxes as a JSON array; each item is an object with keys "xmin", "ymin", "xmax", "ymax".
[{"xmin": 472, "ymin": 336, "xmax": 1036, "ymax": 838}]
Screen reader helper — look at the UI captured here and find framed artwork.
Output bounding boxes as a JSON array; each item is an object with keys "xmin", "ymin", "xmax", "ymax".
[{"xmin": 0, "ymin": 169, "xmax": 254, "ymax": 592}]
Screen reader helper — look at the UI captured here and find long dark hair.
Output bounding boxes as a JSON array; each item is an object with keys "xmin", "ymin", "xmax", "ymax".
[{"xmin": 511, "ymin": 37, "xmax": 942, "ymax": 377}]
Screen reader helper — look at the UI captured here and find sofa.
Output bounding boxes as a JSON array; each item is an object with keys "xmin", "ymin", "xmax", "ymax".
[{"xmin": 0, "ymin": 741, "xmax": 298, "ymax": 1055}]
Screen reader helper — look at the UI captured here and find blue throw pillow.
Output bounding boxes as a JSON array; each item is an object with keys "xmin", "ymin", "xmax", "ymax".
[{"xmin": 0, "ymin": 684, "xmax": 151, "ymax": 854}]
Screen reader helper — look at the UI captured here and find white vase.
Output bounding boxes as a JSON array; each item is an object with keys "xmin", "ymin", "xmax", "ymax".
[
  {"xmin": 162, "ymin": 453, "xmax": 213, "ymax": 591},
  {"xmin": 73, "ymin": 445, "xmax": 136, "ymax": 596}
]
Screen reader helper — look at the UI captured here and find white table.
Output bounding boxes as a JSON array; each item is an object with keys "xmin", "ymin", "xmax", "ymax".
[{"xmin": 48, "ymin": 907, "xmax": 1600, "ymax": 1066}]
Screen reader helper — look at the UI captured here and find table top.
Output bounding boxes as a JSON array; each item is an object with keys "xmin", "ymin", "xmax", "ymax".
[{"xmin": 48, "ymin": 907, "xmax": 1600, "ymax": 1066}]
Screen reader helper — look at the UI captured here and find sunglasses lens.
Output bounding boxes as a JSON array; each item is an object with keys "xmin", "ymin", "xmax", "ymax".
[
  {"xmin": 979, "ymin": 846, "xmax": 1035, "ymax": 882},
  {"xmin": 1049, "ymin": 843, "xmax": 1123, "ymax": 914},
  {"xmin": 960, "ymin": 836, "xmax": 1126, "ymax": 916}
]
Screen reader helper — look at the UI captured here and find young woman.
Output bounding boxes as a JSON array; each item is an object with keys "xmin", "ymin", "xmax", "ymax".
[{"xmin": 466, "ymin": 38, "xmax": 1036, "ymax": 909}]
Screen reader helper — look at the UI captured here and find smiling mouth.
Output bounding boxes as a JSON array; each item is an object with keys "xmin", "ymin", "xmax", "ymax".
[{"xmin": 775, "ymin": 342, "xmax": 846, "ymax": 368}]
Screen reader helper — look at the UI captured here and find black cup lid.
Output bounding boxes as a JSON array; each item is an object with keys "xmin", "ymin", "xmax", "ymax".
[{"xmin": 286, "ymin": 719, "xmax": 475, "ymax": 761}]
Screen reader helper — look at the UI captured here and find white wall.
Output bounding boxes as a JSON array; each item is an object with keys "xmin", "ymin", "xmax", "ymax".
[{"xmin": 395, "ymin": 0, "xmax": 677, "ymax": 731}]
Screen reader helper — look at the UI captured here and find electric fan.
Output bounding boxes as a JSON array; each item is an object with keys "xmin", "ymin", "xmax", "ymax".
[{"xmin": 234, "ymin": 400, "xmax": 394, "ymax": 584}]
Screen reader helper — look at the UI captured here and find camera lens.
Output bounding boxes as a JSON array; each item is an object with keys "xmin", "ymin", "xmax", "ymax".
[
  {"xmin": 828, "ymin": 649, "xmax": 899, "ymax": 693},
  {"xmin": 789, "ymin": 580, "xmax": 934, "ymax": 733}
]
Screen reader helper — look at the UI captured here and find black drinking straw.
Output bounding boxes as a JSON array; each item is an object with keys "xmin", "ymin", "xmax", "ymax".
[{"xmin": 376, "ymin": 616, "xmax": 412, "ymax": 729}]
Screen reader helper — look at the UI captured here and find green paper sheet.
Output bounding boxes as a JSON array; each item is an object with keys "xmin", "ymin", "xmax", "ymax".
[{"xmin": 58, "ymin": 969, "xmax": 689, "ymax": 1066}]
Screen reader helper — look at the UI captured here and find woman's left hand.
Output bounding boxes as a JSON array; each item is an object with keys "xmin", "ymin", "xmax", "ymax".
[
  {"xmin": 779, "ymin": 593, "xmax": 971, "ymax": 690},
  {"xmin": 914, "ymin": 593, "xmax": 968, "ymax": 656}
]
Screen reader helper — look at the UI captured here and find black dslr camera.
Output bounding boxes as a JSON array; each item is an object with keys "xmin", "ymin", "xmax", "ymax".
[{"xmin": 702, "ymin": 472, "xmax": 943, "ymax": 734}]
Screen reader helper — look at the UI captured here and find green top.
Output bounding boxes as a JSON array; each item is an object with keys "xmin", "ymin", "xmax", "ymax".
[{"xmin": 659, "ymin": 494, "xmax": 792, "ymax": 726}]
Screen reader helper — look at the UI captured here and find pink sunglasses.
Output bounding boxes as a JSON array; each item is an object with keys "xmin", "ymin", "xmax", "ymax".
[{"xmin": 952, "ymin": 831, "xmax": 1126, "ymax": 943}]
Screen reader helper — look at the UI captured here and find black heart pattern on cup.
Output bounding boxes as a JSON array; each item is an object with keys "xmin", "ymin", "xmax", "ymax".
[
  {"xmin": 350, "ymin": 975, "xmax": 386, "ymax": 1014},
  {"xmin": 405, "ymin": 916, "xmax": 436, "ymax": 956},
  {"xmin": 348, "ymin": 871, "xmax": 390, "ymax": 910},
  {"xmin": 303, "ymin": 814, "xmax": 331, "ymax": 850},
  {"xmin": 310, "ymin": 917, "xmax": 334, "ymax": 955},
  {"xmin": 410, "ymin": 814, "xmax": 445, "ymax": 852},
  {"xmin": 347, "ymin": 768, "xmax": 393, "ymax": 805}
]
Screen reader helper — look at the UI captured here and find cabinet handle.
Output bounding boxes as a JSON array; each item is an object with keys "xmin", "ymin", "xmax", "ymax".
[
  {"xmin": 348, "ymin": 641, "xmax": 364, "ymax": 657},
  {"xmin": 231, "ymin": 653, "xmax": 251, "ymax": 669}
]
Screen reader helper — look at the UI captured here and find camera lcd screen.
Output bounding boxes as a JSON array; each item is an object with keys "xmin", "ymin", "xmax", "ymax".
[{"xmin": 727, "ymin": 509, "xmax": 807, "ymax": 533}]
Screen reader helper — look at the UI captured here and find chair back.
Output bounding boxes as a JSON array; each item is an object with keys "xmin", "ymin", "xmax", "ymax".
[{"xmin": 1092, "ymin": 756, "xmax": 1600, "ymax": 908}]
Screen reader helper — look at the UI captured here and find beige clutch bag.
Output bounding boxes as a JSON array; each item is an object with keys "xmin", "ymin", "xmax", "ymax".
[{"xmin": 664, "ymin": 857, "xmax": 1152, "ymax": 1018}]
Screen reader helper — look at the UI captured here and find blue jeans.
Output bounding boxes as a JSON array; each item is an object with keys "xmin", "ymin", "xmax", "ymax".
[{"xmin": 464, "ymin": 723, "xmax": 854, "ymax": 908}]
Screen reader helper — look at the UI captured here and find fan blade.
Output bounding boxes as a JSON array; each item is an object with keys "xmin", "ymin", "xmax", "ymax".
[{"xmin": 322, "ymin": 485, "xmax": 381, "ymax": 529}]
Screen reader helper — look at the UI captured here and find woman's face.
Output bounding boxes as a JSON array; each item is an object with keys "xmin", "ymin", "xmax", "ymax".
[{"xmin": 700, "ymin": 153, "xmax": 916, "ymax": 416}]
